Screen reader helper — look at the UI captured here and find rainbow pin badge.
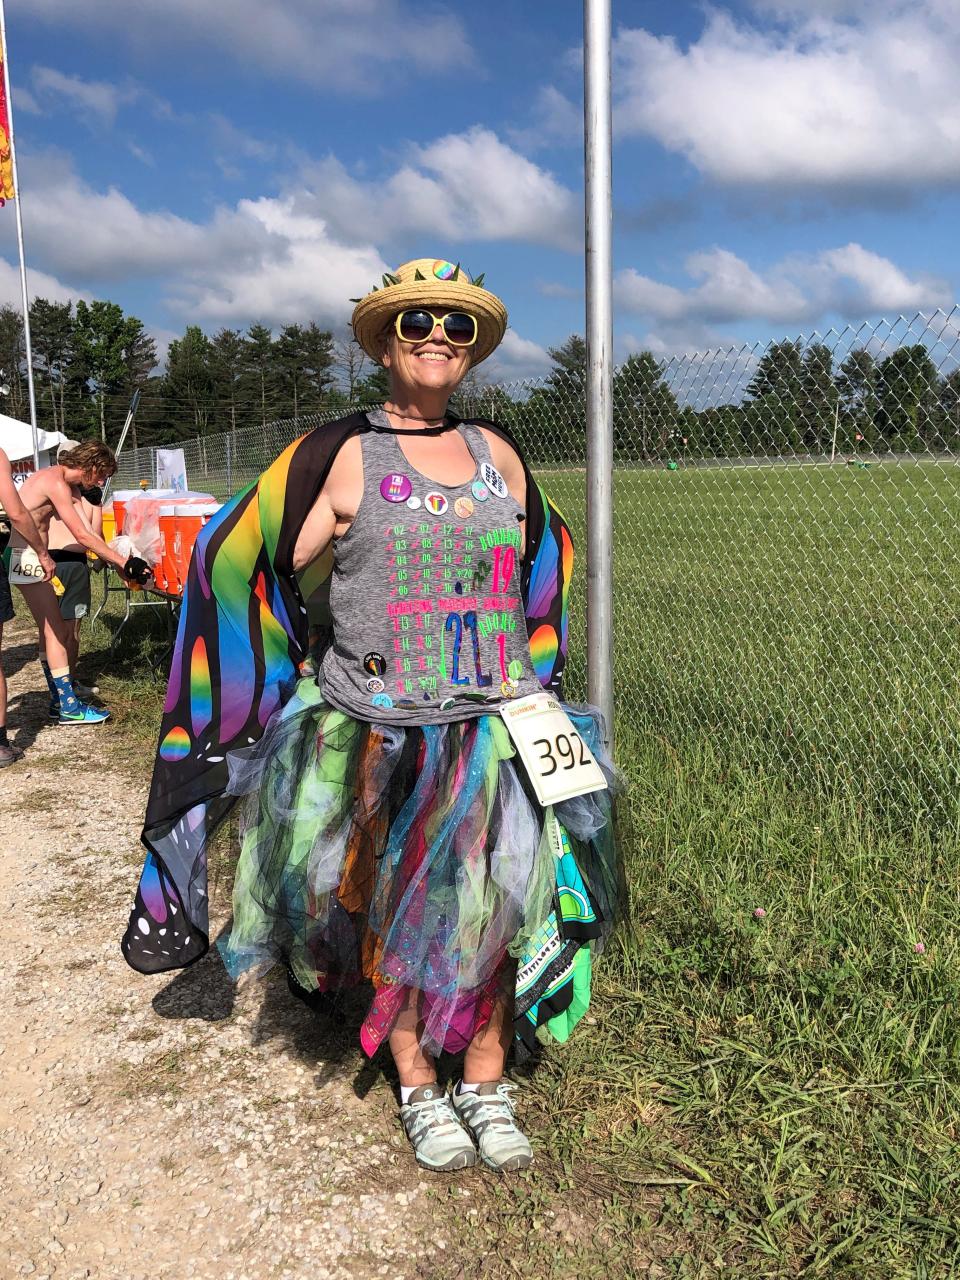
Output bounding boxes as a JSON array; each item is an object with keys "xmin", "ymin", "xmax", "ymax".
[{"xmin": 380, "ymin": 473, "xmax": 413, "ymax": 503}]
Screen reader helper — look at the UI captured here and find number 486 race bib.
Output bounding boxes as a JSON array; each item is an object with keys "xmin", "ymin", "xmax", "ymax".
[{"xmin": 499, "ymin": 691, "xmax": 608, "ymax": 806}]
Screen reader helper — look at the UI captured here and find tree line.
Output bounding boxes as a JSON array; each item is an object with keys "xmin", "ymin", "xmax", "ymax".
[
  {"xmin": 0, "ymin": 297, "xmax": 392, "ymax": 449},
  {"xmin": 1, "ymin": 298, "xmax": 958, "ymax": 461},
  {"xmin": 466, "ymin": 335, "xmax": 960, "ymax": 464}
]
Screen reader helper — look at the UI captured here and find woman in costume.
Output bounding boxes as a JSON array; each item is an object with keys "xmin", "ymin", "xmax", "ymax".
[{"xmin": 123, "ymin": 259, "xmax": 620, "ymax": 1173}]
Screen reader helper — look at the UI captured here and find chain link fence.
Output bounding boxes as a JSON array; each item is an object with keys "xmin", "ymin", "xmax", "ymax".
[{"xmin": 114, "ymin": 310, "xmax": 960, "ymax": 832}]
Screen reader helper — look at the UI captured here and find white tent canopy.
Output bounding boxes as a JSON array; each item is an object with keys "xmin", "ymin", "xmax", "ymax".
[{"xmin": 0, "ymin": 415, "xmax": 72, "ymax": 476}]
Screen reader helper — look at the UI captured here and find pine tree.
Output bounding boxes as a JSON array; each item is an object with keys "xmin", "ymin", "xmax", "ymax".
[
  {"xmin": 72, "ymin": 300, "xmax": 134, "ymax": 443},
  {"xmin": 164, "ymin": 326, "xmax": 214, "ymax": 436},
  {"xmin": 209, "ymin": 329, "xmax": 247, "ymax": 433},
  {"xmin": 30, "ymin": 298, "xmax": 73, "ymax": 433},
  {"xmin": 299, "ymin": 322, "xmax": 335, "ymax": 412},
  {"xmin": 242, "ymin": 324, "xmax": 278, "ymax": 427},
  {"xmin": 836, "ymin": 348, "xmax": 878, "ymax": 450},
  {"xmin": 333, "ymin": 329, "xmax": 368, "ymax": 403},
  {"xmin": 799, "ymin": 343, "xmax": 837, "ymax": 453},
  {"xmin": 530, "ymin": 334, "xmax": 587, "ymax": 463},
  {"xmin": 0, "ymin": 304, "xmax": 26, "ymax": 422},
  {"xmin": 745, "ymin": 339, "xmax": 804, "ymax": 453},
  {"xmin": 612, "ymin": 351, "xmax": 681, "ymax": 461},
  {"xmin": 875, "ymin": 345, "xmax": 938, "ymax": 452}
]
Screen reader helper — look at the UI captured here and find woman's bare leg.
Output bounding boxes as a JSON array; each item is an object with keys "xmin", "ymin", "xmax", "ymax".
[
  {"xmin": 388, "ymin": 987, "xmax": 437, "ymax": 1088},
  {"xmin": 463, "ymin": 968, "xmax": 516, "ymax": 1083}
]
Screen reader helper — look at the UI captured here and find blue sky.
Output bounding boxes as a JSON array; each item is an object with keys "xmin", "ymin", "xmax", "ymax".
[{"xmin": 3, "ymin": 0, "xmax": 959, "ymax": 380}]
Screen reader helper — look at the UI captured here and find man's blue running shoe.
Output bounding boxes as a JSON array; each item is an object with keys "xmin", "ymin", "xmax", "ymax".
[{"xmin": 58, "ymin": 702, "xmax": 110, "ymax": 726}]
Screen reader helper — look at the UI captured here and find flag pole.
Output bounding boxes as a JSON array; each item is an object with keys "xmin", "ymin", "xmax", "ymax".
[
  {"xmin": 0, "ymin": 0, "xmax": 39, "ymax": 470},
  {"xmin": 584, "ymin": 0, "xmax": 614, "ymax": 741}
]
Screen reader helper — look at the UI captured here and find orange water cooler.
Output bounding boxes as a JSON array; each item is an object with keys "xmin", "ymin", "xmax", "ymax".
[
  {"xmin": 173, "ymin": 505, "xmax": 203, "ymax": 590},
  {"xmin": 156, "ymin": 504, "xmax": 179, "ymax": 593},
  {"xmin": 109, "ymin": 490, "xmax": 142, "ymax": 536}
]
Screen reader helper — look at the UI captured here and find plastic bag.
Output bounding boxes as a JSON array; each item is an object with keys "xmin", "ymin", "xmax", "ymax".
[{"xmin": 119, "ymin": 491, "xmax": 213, "ymax": 563}]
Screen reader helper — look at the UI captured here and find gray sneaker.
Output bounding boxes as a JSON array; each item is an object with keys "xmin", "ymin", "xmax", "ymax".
[
  {"xmin": 451, "ymin": 1082, "xmax": 533, "ymax": 1172},
  {"xmin": 399, "ymin": 1085, "xmax": 477, "ymax": 1172}
]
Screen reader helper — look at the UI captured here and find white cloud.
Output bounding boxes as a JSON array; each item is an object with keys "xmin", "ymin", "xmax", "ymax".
[
  {"xmin": 169, "ymin": 198, "xmax": 389, "ymax": 329},
  {"xmin": 127, "ymin": 142, "xmax": 155, "ymax": 167},
  {"xmin": 613, "ymin": 3, "xmax": 960, "ymax": 189},
  {"xmin": 619, "ymin": 326, "xmax": 731, "ymax": 361},
  {"xmin": 299, "ymin": 129, "xmax": 580, "ymax": 252},
  {"xmin": 0, "ymin": 257, "xmax": 87, "ymax": 308},
  {"xmin": 4, "ymin": 153, "xmax": 266, "ymax": 282},
  {"xmin": 26, "ymin": 0, "xmax": 473, "ymax": 92},
  {"xmin": 537, "ymin": 281, "xmax": 582, "ymax": 300},
  {"xmin": 0, "ymin": 129, "xmax": 576, "ymax": 335},
  {"xmin": 0, "ymin": 152, "xmax": 382, "ymax": 329},
  {"xmin": 618, "ymin": 249, "xmax": 812, "ymax": 325},
  {"xmin": 615, "ymin": 243, "xmax": 950, "ymax": 332},
  {"xmin": 810, "ymin": 244, "xmax": 947, "ymax": 314},
  {"xmin": 30, "ymin": 67, "xmax": 138, "ymax": 128},
  {"xmin": 14, "ymin": 87, "xmax": 42, "ymax": 115},
  {"xmin": 484, "ymin": 330, "xmax": 553, "ymax": 383},
  {"xmin": 509, "ymin": 86, "xmax": 582, "ymax": 151}
]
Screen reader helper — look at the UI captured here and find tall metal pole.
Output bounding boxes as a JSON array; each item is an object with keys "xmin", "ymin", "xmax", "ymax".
[
  {"xmin": 584, "ymin": 0, "xmax": 614, "ymax": 739},
  {"xmin": 0, "ymin": 0, "xmax": 39, "ymax": 470}
]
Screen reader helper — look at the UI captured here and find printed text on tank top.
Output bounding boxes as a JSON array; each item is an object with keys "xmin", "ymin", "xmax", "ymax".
[{"xmin": 318, "ymin": 415, "xmax": 542, "ymax": 726}]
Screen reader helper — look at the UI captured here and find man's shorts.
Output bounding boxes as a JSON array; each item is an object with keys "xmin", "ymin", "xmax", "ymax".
[
  {"xmin": 0, "ymin": 554, "xmax": 14, "ymax": 625},
  {"xmin": 52, "ymin": 553, "xmax": 92, "ymax": 621}
]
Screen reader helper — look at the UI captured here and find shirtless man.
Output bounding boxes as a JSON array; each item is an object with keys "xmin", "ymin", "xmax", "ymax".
[
  {"xmin": 11, "ymin": 440, "xmax": 151, "ymax": 726},
  {"xmin": 0, "ymin": 446, "xmax": 55, "ymax": 765}
]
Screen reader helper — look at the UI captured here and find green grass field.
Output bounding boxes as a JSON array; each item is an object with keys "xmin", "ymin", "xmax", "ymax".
[
  {"xmin": 87, "ymin": 459, "xmax": 960, "ymax": 1276},
  {"xmin": 512, "ymin": 460, "xmax": 960, "ymax": 1276}
]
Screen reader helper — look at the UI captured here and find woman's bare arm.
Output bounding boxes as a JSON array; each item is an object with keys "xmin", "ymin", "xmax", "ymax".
[{"xmin": 0, "ymin": 448, "xmax": 55, "ymax": 578}]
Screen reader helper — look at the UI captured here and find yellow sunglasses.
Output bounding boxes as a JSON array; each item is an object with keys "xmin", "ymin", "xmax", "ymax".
[{"xmin": 394, "ymin": 309, "xmax": 478, "ymax": 347}]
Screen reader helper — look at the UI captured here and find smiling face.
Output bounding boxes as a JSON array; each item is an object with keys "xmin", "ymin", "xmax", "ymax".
[{"xmin": 381, "ymin": 308, "xmax": 474, "ymax": 401}]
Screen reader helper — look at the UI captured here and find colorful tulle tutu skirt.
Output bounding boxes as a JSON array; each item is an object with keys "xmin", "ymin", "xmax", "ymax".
[{"xmin": 219, "ymin": 676, "xmax": 620, "ymax": 1058}]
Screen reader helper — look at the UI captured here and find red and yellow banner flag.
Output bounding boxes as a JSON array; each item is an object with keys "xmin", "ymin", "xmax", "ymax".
[{"xmin": 0, "ymin": 34, "xmax": 14, "ymax": 204}]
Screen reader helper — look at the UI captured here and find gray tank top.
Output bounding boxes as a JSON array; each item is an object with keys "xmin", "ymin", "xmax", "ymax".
[{"xmin": 319, "ymin": 413, "xmax": 543, "ymax": 725}]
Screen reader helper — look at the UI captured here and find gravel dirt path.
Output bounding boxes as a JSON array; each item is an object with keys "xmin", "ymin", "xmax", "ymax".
[{"xmin": 0, "ymin": 617, "xmax": 461, "ymax": 1280}]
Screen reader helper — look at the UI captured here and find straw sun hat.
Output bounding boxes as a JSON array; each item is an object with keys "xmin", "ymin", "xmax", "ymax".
[{"xmin": 351, "ymin": 258, "xmax": 508, "ymax": 366}]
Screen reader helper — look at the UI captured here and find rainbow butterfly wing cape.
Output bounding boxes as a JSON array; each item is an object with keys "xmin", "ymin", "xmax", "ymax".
[{"xmin": 122, "ymin": 412, "xmax": 574, "ymax": 973}]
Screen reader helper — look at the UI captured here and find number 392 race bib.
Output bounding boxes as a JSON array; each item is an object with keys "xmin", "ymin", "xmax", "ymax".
[{"xmin": 499, "ymin": 691, "xmax": 608, "ymax": 806}]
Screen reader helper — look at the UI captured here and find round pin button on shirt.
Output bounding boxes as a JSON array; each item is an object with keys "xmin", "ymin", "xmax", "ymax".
[
  {"xmin": 380, "ymin": 473, "xmax": 413, "ymax": 503},
  {"xmin": 480, "ymin": 462, "xmax": 508, "ymax": 498}
]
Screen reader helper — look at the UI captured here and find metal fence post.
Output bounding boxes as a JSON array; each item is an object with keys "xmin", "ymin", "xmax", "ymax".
[{"xmin": 584, "ymin": 0, "xmax": 615, "ymax": 741}]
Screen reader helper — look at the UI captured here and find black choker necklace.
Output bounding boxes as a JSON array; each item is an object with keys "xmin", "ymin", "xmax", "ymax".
[{"xmin": 367, "ymin": 407, "xmax": 458, "ymax": 436}]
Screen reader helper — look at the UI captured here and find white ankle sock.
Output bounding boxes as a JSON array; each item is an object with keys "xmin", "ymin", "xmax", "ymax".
[
  {"xmin": 400, "ymin": 1083, "xmax": 438, "ymax": 1104},
  {"xmin": 455, "ymin": 1080, "xmax": 484, "ymax": 1096}
]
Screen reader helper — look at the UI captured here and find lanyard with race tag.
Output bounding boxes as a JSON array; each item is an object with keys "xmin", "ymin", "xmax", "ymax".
[{"xmin": 499, "ymin": 691, "xmax": 608, "ymax": 807}]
